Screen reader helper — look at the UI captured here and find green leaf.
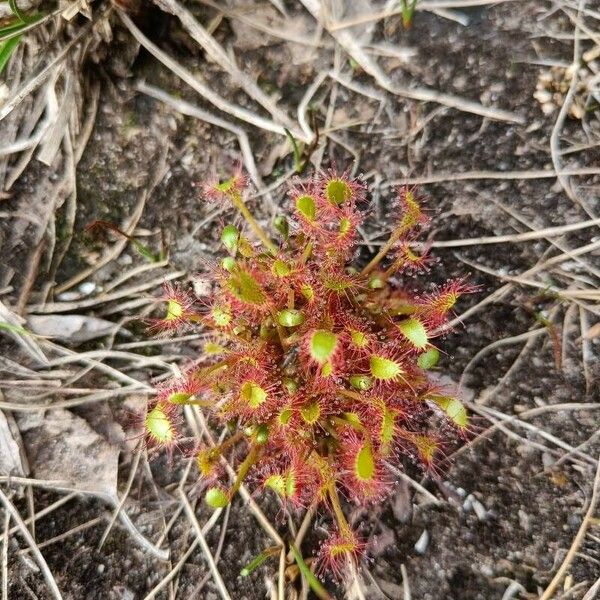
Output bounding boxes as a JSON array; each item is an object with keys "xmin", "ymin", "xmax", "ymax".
[
  {"xmin": 300, "ymin": 401, "xmax": 320, "ymax": 424},
  {"xmin": 264, "ymin": 474, "xmax": 286, "ymax": 495},
  {"xmin": 342, "ymin": 412, "xmax": 363, "ymax": 430},
  {"xmin": 369, "ymin": 355, "xmax": 403, "ymax": 380},
  {"xmin": 0, "ymin": 13, "xmax": 43, "ymax": 40},
  {"xmin": 129, "ymin": 238, "xmax": 161, "ymax": 262},
  {"xmin": 350, "ymin": 329, "xmax": 368, "ymax": 348},
  {"xmin": 417, "ymin": 347, "xmax": 440, "ymax": 369},
  {"xmin": 273, "ymin": 215, "xmax": 289, "ymax": 239},
  {"xmin": 221, "ymin": 224, "xmax": 239, "ymax": 254},
  {"xmin": 355, "ymin": 442, "xmax": 375, "ymax": 481},
  {"xmin": 300, "ymin": 283, "xmax": 314, "ymax": 302},
  {"xmin": 205, "ymin": 487, "xmax": 229, "ymax": 508},
  {"xmin": 0, "ymin": 321, "xmax": 31, "ymax": 336},
  {"xmin": 167, "ymin": 392, "xmax": 193, "ymax": 405},
  {"xmin": 397, "ymin": 317, "xmax": 428, "ymax": 349},
  {"xmin": 240, "ymin": 381, "xmax": 268, "ymax": 408},
  {"xmin": 325, "ymin": 178, "xmax": 352, "ymax": 205},
  {"xmin": 380, "ymin": 408, "xmax": 395, "ymax": 450},
  {"xmin": 277, "ymin": 309, "xmax": 304, "ymax": 327},
  {"xmin": 145, "ymin": 406, "xmax": 175, "ymax": 444},
  {"xmin": 430, "ymin": 395, "xmax": 468, "ymax": 428},
  {"xmin": 212, "ymin": 306, "xmax": 232, "ymax": 327},
  {"xmin": 278, "ymin": 407, "xmax": 293, "ymax": 425},
  {"xmin": 295, "ymin": 195, "xmax": 316, "ymax": 221},
  {"xmin": 0, "ymin": 34, "xmax": 20, "ymax": 74},
  {"xmin": 309, "ymin": 330, "xmax": 337, "ymax": 364},
  {"xmin": 227, "ymin": 270, "xmax": 266, "ymax": 305},
  {"xmin": 271, "ymin": 259, "xmax": 291, "ymax": 277}
]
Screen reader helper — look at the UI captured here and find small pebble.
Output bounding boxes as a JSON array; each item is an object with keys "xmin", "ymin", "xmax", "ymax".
[
  {"xmin": 78, "ymin": 282, "xmax": 96, "ymax": 295},
  {"xmin": 472, "ymin": 498, "xmax": 488, "ymax": 521},
  {"xmin": 414, "ymin": 529, "xmax": 429, "ymax": 555}
]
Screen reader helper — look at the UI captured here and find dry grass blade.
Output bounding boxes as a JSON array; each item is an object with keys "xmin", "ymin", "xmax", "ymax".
[
  {"xmin": 136, "ymin": 81, "xmax": 275, "ymax": 213},
  {"xmin": 328, "ymin": 0, "xmax": 525, "ymax": 30},
  {"xmin": 539, "ymin": 458, "xmax": 600, "ymax": 600},
  {"xmin": 0, "ymin": 10, "xmax": 104, "ymax": 121},
  {"xmin": 384, "ymin": 166, "xmax": 600, "ymax": 186},
  {"xmin": 151, "ymin": 0, "xmax": 302, "ymax": 137},
  {"xmin": 97, "ymin": 442, "xmax": 142, "ymax": 551},
  {"xmin": 401, "ymin": 564, "xmax": 411, "ymax": 600},
  {"xmin": 53, "ymin": 149, "xmax": 167, "ymax": 295},
  {"xmin": 0, "ymin": 488, "xmax": 62, "ymax": 599},
  {"xmin": 298, "ymin": 0, "xmax": 524, "ymax": 123},
  {"xmin": 430, "ymin": 217, "xmax": 600, "ymax": 248},
  {"xmin": 179, "ymin": 489, "xmax": 232, "ymax": 600},
  {"xmin": 0, "ymin": 300, "xmax": 48, "ymax": 365},
  {"xmin": 0, "ymin": 493, "xmax": 77, "ymax": 545},
  {"xmin": 582, "ymin": 578, "xmax": 600, "ymax": 600},
  {"xmin": 468, "ymin": 404, "xmax": 597, "ymax": 465},
  {"xmin": 549, "ymin": 0, "xmax": 597, "ymax": 219},
  {"xmin": 119, "ymin": 10, "xmax": 305, "ymax": 141},
  {"xmin": 2, "ymin": 511, "xmax": 8, "ymax": 600}
]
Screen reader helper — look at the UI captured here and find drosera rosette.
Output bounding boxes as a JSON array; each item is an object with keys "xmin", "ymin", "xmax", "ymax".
[{"xmin": 141, "ymin": 170, "xmax": 475, "ymax": 587}]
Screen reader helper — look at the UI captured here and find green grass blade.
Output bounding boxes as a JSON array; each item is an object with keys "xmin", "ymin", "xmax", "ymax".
[
  {"xmin": 0, "ymin": 13, "xmax": 45, "ymax": 42},
  {"xmin": 289, "ymin": 543, "xmax": 332, "ymax": 600},
  {"xmin": 0, "ymin": 33, "xmax": 21, "ymax": 74},
  {"xmin": 284, "ymin": 128, "xmax": 304, "ymax": 173},
  {"xmin": 240, "ymin": 546, "xmax": 279, "ymax": 576},
  {"xmin": 8, "ymin": 0, "xmax": 31, "ymax": 23}
]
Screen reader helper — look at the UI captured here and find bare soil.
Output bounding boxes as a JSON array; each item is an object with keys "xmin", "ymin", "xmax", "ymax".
[{"xmin": 2, "ymin": 1, "xmax": 599, "ymax": 599}]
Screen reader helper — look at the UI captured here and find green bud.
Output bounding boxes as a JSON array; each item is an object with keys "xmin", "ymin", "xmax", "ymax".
[
  {"xmin": 221, "ymin": 256, "xmax": 236, "ymax": 272},
  {"xmin": 368, "ymin": 276, "xmax": 385, "ymax": 289},
  {"xmin": 221, "ymin": 224, "xmax": 239, "ymax": 254},
  {"xmin": 349, "ymin": 375, "xmax": 372, "ymax": 391},
  {"xmin": 205, "ymin": 487, "xmax": 229, "ymax": 508}
]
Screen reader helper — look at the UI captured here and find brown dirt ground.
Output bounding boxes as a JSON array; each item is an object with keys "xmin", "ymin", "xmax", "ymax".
[{"xmin": 2, "ymin": 1, "xmax": 599, "ymax": 599}]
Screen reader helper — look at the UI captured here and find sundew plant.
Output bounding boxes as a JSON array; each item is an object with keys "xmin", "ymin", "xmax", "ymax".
[{"xmin": 144, "ymin": 171, "xmax": 472, "ymax": 578}]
